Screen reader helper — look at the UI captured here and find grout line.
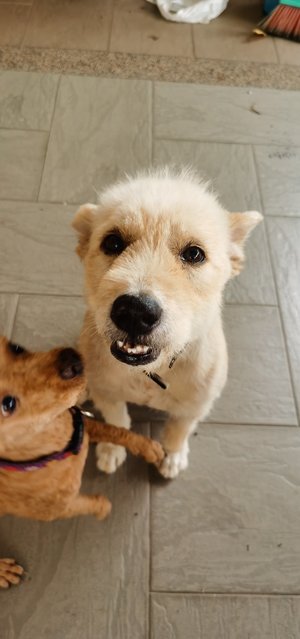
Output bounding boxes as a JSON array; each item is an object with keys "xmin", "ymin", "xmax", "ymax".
[
  {"xmin": 150, "ymin": 590, "xmax": 300, "ymax": 597},
  {"xmin": 251, "ymin": 144, "xmax": 267, "ymax": 215},
  {"xmin": 0, "ymin": 197, "xmax": 299, "ymax": 220},
  {"xmin": 150, "ymin": 81, "xmax": 154, "ymax": 165},
  {"xmin": 225, "ymin": 302, "xmax": 278, "ymax": 308},
  {"xmin": 224, "ymin": 302, "xmax": 281, "ymax": 310},
  {"xmin": 0, "ymin": 197, "xmax": 78, "ymax": 206},
  {"xmin": 156, "ymin": 136, "xmax": 300, "ymax": 150},
  {"xmin": 273, "ymin": 39, "xmax": 281, "ymax": 66},
  {"xmin": 153, "ymin": 136, "xmax": 300, "ymax": 149},
  {"xmin": 204, "ymin": 421, "xmax": 299, "ymax": 428},
  {"xmin": 266, "ymin": 220, "xmax": 300, "ymax": 428},
  {"xmin": 0, "ymin": 126, "xmax": 50, "ymax": 134},
  {"xmin": 0, "ymin": 291, "xmax": 83, "ymax": 299},
  {"xmin": 262, "ymin": 214, "xmax": 300, "ymax": 220},
  {"xmin": 20, "ymin": 0, "xmax": 35, "ymax": 49},
  {"xmin": 191, "ymin": 25, "xmax": 196, "ymax": 60},
  {"xmin": 8, "ymin": 294, "xmax": 20, "ymax": 339},
  {"xmin": 148, "ymin": 434, "xmax": 152, "ymax": 639},
  {"xmin": 131, "ymin": 418, "xmax": 299, "ymax": 429},
  {"xmin": 37, "ymin": 74, "xmax": 61, "ymax": 202},
  {"xmin": 251, "ymin": 145, "xmax": 300, "ymax": 427},
  {"xmin": 107, "ymin": 0, "xmax": 116, "ymax": 53}
]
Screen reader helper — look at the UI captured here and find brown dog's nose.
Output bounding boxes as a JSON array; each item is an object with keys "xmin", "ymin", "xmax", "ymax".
[
  {"xmin": 110, "ymin": 293, "xmax": 162, "ymax": 337},
  {"xmin": 57, "ymin": 348, "xmax": 83, "ymax": 380}
]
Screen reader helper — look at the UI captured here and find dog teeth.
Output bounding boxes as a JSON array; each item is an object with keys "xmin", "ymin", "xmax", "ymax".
[{"xmin": 116, "ymin": 341, "xmax": 151, "ymax": 355}]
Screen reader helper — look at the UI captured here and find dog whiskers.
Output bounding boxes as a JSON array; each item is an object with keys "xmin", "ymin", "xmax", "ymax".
[{"xmin": 81, "ymin": 316, "xmax": 99, "ymax": 340}]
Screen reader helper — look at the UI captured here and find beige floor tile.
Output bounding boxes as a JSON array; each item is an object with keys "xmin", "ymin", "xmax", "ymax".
[
  {"xmin": 0, "ymin": 71, "xmax": 59, "ymax": 131},
  {"xmin": 154, "ymin": 139, "xmax": 276, "ymax": 305},
  {"xmin": 0, "ymin": 4, "xmax": 30, "ymax": 45},
  {"xmin": 210, "ymin": 305, "xmax": 297, "ymax": 425},
  {"xmin": 132, "ymin": 306, "xmax": 296, "ymax": 426},
  {"xmin": 254, "ymin": 145, "xmax": 300, "ymax": 217},
  {"xmin": 0, "ymin": 293, "xmax": 18, "ymax": 337},
  {"xmin": 0, "ymin": 202, "xmax": 82, "ymax": 295},
  {"xmin": 39, "ymin": 75, "xmax": 151, "ymax": 203},
  {"xmin": 151, "ymin": 423, "xmax": 300, "ymax": 592},
  {"xmin": 1, "ymin": 71, "xmax": 300, "ymax": 637},
  {"xmin": 11, "ymin": 295, "xmax": 85, "ymax": 350},
  {"xmin": 0, "ymin": 447, "xmax": 150, "ymax": 639},
  {"xmin": 110, "ymin": 0, "xmax": 193, "ymax": 57},
  {"xmin": 154, "ymin": 83, "xmax": 300, "ymax": 145},
  {"xmin": 151, "ymin": 594, "xmax": 300, "ymax": 638},
  {"xmin": 268, "ymin": 217, "xmax": 300, "ymax": 418},
  {"xmin": 154, "ymin": 140, "xmax": 261, "ymax": 211},
  {"xmin": 225, "ymin": 223, "xmax": 275, "ymax": 305},
  {"xmin": 275, "ymin": 38, "xmax": 300, "ymax": 66},
  {"xmin": 23, "ymin": 0, "xmax": 112, "ymax": 50},
  {"xmin": 0, "ymin": 130, "xmax": 48, "ymax": 200},
  {"xmin": 193, "ymin": 0, "xmax": 277, "ymax": 63}
]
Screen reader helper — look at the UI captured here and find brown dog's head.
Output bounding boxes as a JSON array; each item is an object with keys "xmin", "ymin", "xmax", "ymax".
[
  {"xmin": 73, "ymin": 169, "xmax": 262, "ymax": 369},
  {"xmin": 0, "ymin": 336, "xmax": 85, "ymax": 431}
]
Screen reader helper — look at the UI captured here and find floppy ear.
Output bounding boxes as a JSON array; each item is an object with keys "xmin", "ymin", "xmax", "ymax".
[
  {"xmin": 229, "ymin": 210, "xmax": 263, "ymax": 277},
  {"xmin": 72, "ymin": 204, "xmax": 98, "ymax": 259}
]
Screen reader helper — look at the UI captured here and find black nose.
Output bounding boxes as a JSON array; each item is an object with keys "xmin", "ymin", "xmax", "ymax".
[
  {"xmin": 110, "ymin": 294, "xmax": 162, "ymax": 336},
  {"xmin": 57, "ymin": 348, "xmax": 84, "ymax": 380}
]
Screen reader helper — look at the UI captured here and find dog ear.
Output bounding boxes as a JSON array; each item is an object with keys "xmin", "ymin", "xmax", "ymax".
[
  {"xmin": 229, "ymin": 210, "xmax": 263, "ymax": 277},
  {"xmin": 72, "ymin": 204, "xmax": 98, "ymax": 259}
]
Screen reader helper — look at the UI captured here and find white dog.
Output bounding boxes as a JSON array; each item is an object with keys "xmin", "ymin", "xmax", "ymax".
[{"xmin": 73, "ymin": 169, "xmax": 262, "ymax": 478}]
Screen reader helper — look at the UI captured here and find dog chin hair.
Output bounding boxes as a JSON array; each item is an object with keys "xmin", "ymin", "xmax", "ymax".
[{"xmin": 143, "ymin": 345, "xmax": 177, "ymax": 369}]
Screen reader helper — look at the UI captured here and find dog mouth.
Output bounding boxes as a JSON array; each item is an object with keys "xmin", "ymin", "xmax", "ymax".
[{"xmin": 111, "ymin": 339, "xmax": 159, "ymax": 366}]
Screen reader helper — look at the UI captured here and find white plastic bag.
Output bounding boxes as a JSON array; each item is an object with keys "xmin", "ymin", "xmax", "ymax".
[{"xmin": 146, "ymin": 0, "xmax": 228, "ymax": 24}]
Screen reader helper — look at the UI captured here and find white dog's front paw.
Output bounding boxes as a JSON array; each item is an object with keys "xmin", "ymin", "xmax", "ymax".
[
  {"xmin": 96, "ymin": 443, "xmax": 127, "ymax": 474},
  {"xmin": 159, "ymin": 448, "xmax": 189, "ymax": 479}
]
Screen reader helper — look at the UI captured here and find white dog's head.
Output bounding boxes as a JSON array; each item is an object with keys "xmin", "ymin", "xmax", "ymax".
[{"xmin": 73, "ymin": 169, "xmax": 262, "ymax": 369}]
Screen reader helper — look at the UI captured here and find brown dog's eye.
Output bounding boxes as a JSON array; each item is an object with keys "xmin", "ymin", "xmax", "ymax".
[
  {"xmin": 8, "ymin": 342, "xmax": 26, "ymax": 355},
  {"xmin": 101, "ymin": 233, "xmax": 126, "ymax": 256},
  {"xmin": 1, "ymin": 396, "xmax": 17, "ymax": 417},
  {"xmin": 180, "ymin": 245, "xmax": 206, "ymax": 265}
]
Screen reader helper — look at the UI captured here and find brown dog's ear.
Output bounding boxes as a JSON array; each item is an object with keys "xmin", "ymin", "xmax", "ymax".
[
  {"xmin": 229, "ymin": 210, "xmax": 263, "ymax": 277},
  {"xmin": 72, "ymin": 204, "xmax": 98, "ymax": 259}
]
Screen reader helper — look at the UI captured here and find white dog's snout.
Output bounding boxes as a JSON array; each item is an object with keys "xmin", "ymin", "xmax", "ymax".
[{"xmin": 110, "ymin": 293, "xmax": 163, "ymax": 336}]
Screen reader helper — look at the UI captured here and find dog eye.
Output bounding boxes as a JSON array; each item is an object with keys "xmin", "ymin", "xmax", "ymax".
[
  {"xmin": 1, "ymin": 396, "xmax": 17, "ymax": 417},
  {"xmin": 8, "ymin": 342, "xmax": 26, "ymax": 355},
  {"xmin": 101, "ymin": 233, "xmax": 126, "ymax": 256},
  {"xmin": 180, "ymin": 245, "xmax": 206, "ymax": 265}
]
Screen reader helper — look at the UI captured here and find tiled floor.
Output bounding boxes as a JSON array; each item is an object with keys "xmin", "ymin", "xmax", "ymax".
[
  {"xmin": 1, "ymin": 69, "xmax": 300, "ymax": 637},
  {"xmin": 0, "ymin": 0, "xmax": 299, "ymax": 67}
]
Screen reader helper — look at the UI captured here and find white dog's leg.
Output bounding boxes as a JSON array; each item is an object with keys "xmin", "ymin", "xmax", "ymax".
[
  {"xmin": 159, "ymin": 417, "xmax": 198, "ymax": 479},
  {"xmin": 94, "ymin": 400, "xmax": 131, "ymax": 474}
]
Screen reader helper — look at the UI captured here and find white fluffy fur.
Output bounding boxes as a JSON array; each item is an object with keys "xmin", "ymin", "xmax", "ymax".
[{"xmin": 73, "ymin": 169, "xmax": 262, "ymax": 477}]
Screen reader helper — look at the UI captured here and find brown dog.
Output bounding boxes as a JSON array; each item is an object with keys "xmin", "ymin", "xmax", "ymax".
[{"xmin": 0, "ymin": 336, "xmax": 164, "ymax": 588}]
